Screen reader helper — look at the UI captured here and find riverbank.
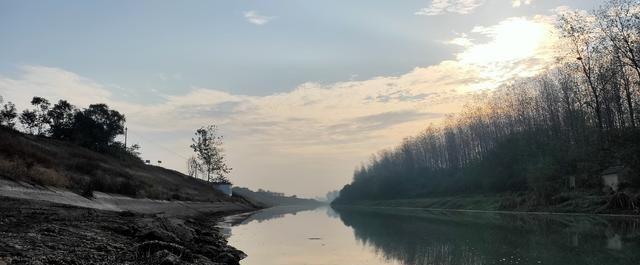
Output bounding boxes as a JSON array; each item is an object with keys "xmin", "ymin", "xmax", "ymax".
[
  {"xmin": 333, "ymin": 191, "xmax": 640, "ymax": 215},
  {"xmin": 0, "ymin": 196, "xmax": 254, "ymax": 264}
]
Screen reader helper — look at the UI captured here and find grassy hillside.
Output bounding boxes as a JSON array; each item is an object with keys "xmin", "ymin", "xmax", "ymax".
[{"xmin": 0, "ymin": 127, "xmax": 241, "ymax": 202}]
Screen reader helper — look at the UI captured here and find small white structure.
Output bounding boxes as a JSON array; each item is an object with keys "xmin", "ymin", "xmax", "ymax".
[
  {"xmin": 568, "ymin": 175, "xmax": 576, "ymax": 189},
  {"xmin": 213, "ymin": 182, "xmax": 233, "ymax": 196},
  {"xmin": 601, "ymin": 166, "xmax": 625, "ymax": 192},
  {"xmin": 607, "ymin": 234, "xmax": 622, "ymax": 250}
]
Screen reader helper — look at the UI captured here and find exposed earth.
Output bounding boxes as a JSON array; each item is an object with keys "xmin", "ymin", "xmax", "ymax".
[{"xmin": 0, "ymin": 196, "xmax": 252, "ymax": 265}]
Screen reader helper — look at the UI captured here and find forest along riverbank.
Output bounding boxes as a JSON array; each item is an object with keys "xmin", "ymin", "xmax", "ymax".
[
  {"xmin": 333, "ymin": 192, "xmax": 640, "ymax": 215},
  {"xmin": 0, "ymin": 196, "xmax": 255, "ymax": 265}
]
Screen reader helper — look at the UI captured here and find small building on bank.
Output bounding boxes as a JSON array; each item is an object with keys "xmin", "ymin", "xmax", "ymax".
[
  {"xmin": 601, "ymin": 166, "xmax": 627, "ymax": 192},
  {"xmin": 213, "ymin": 182, "xmax": 233, "ymax": 196}
]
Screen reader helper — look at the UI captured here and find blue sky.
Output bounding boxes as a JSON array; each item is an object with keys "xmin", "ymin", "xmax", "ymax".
[{"xmin": 0, "ymin": 0, "xmax": 603, "ymax": 196}]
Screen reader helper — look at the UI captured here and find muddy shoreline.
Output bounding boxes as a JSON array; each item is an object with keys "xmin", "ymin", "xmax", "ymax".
[{"xmin": 0, "ymin": 196, "xmax": 254, "ymax": 265}]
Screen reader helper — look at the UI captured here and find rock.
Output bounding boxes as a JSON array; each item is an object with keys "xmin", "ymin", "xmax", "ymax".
[
  {"xmin": 138, "ymin": 229, "xmax": 181, "ymax": 243},
  {"xmin": 200, "ymin": 245, "xmax": 222, "ymax": 258},
  {"xmin": 215, "ymin": 249, "xmax": 247, "ymax": 265},
  {"xmin": 152, "ymin": 250, "xmax": 181, "ymax": 265},
  {"xmin": 136, "ymin": 240, "xmax": 193, "ymax": 261},
  {"xmin": 216, "ymin": 253, "xmax": 239, "ymax": 264}
]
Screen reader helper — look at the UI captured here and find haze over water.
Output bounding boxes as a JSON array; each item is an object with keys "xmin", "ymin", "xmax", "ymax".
[{"xmin": 221, "ymin": 207, "xmax": 640, "ymax": 265}]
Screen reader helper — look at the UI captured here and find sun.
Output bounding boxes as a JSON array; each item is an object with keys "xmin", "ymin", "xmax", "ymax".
[{"xmin": 453, "ymin": 16, "xmax": 558, "ymax": 83}]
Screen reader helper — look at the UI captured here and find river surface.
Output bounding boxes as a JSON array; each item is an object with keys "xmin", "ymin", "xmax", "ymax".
[{"xmin": 219, "ymin": 206, "xmax": 640, "ymax": 265}]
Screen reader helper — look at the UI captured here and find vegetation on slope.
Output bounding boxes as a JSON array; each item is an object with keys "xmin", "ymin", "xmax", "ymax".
[
  {"xmin": 334, "ymin": 1, "xmax": 640, "ymax": 213},
  {"xmin": 0, "ymin": 127, "xmax": 242, "ymax": 202},
  {"xmin": 0, "ymin": 95, "xmax": 245, "ymax": 202}
]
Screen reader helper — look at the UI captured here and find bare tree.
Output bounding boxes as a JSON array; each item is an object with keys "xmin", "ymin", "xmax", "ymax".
[
  {"xmin": 186, "ymin": 156, "xmax": 201, "ymax": 179},
  {"xmin": 190, "ymin": 125, "xmax": 232, "ymax": 183}
]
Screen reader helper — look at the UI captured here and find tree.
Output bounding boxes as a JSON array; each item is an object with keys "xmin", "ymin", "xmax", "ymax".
[
  {"xmin": 0, "ymin": 96, "xmax": 18, "ymax": 129},
  {"xmin": 190, "ymin": 125, "xmax": 232, "ymax": 183},
  {"xmin": 186, "ymin": 156, "xmax": 201, "ymax": 179},
  {"xmin": 560, "ymin": 11, "xmax": 607, "ymax": 130},
  {"xmin": 47, "ymin": 100, "xmax": 76, "ymax": 139},
  {"xmin": 29, "ymin": 96, "xmax": 51, "ymax": 135},
  {"xmin": 19, "ymin": 110, "xmax": 38, "ymax": 134},
  {"xmin": 597, "ymin": 0, "xmax": 640, "ymax": 127},
  {"xmin": 127, "ymin": 144, "xmax": 142, "ymax": 159},
  {"xmin": 71, "ymin": 103, "xmax": 126, "ymax": 150}
]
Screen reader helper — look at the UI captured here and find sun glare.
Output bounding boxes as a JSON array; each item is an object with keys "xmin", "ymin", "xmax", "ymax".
[{"xmin": 457, "ymin": 18, "xmax": 556, "ymax": 79}]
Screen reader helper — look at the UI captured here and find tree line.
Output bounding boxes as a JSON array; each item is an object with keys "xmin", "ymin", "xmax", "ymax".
[
  {"xmin": 335, "ymin": 0, "xmax": 640, "ymax": 204},
  {"xmin": 0, "ymin": 95, "xmax": 139, "ymax": 158}
]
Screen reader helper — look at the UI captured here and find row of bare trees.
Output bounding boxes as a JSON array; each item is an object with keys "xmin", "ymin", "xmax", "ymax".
[{"xmin": 337, "ymin": 0, "xmax": 640, "ymax": 203}]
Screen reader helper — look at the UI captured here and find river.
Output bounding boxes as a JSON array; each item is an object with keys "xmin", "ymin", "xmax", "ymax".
[{"xmin": 219, "ymin": 206, "xmax": 640, "ymax": 265}]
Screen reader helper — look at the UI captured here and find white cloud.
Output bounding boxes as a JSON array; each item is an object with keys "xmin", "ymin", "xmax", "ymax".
[
  {"xmin": 243, "ymin": 10, "xmax": 275, "ymax": 25},
  {"xmin": 512, "ymin": 0, "xmax": 533, "ymax": 7},
  {"xmin": 416, "ymin": 0, "xmax": 485, "ymax": 16},
  {"xmin": 0, "ymin": 16, "xmax": 563, "ymax": 196},
  {"xmin": 0, "ymin": 66, "xmax": 112, "ymax": 110}
]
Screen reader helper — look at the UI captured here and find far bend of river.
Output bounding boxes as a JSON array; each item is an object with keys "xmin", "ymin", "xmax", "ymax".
[{"xmin": 218, "ymin": 206, "xmax": 640, "ymax": 265}]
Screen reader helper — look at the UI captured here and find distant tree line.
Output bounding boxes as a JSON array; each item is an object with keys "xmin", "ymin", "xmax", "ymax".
[
  {"xmin": 0, "ymin": 95, "xmax": 139, "ymax": 159},
  {"xmin": 335, "ymin": 0, "xmax": 640, "ymax": 204}
]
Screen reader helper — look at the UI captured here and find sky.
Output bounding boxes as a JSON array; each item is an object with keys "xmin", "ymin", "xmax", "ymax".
[{"xmin": 0, "ymin": 0, "xmax": 602, "ymax": 197}]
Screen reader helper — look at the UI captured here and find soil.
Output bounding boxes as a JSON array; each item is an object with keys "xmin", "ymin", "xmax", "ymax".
[{"xmin": 0, "ymin": 196, "xmax": 249, "ymax": 265}]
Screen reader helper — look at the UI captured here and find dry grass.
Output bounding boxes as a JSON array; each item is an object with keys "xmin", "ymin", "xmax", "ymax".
[{"xmin": 0, "ymin": 127, "xmax": 242, "ymax": 202}]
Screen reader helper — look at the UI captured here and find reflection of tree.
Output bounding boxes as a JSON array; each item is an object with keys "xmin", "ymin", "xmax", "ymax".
[
  {"xmin": 333, "ymin": 207, "xmax": 640, "ymax": 265},
  {"xmin": 325, "ymin": 207, "xmax": 340, "ymax": 219},
  {"xmin": 229, "ymin": 205, "xmax": 322, "ymax": 226}
]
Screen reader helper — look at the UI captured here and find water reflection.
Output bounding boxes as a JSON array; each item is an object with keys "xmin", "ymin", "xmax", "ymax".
[
  {"xmin": 228, "ymin": 205, "xmax": 322, "ymax": 226},
  {"xmin": 222, "ymin": 206, "xmax": 640, "ymax": 265},
  {"xmin": 334, "ymin": 207, "xmax": 640, "ymax": 265}
]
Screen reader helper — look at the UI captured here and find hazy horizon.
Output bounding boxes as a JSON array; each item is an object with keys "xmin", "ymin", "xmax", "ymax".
[{"xmin": 0, "ymin": 0, "xmax": 602, "ymax": 197}]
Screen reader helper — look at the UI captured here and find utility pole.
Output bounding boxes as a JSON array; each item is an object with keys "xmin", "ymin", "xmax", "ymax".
[{"xmin": 124, "ymin": 127, "xmax": 128, "ymax": 149}]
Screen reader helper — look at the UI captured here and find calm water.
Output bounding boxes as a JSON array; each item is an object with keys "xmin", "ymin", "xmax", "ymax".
[{"xmin": 219, "ymin": 206, "xmax": 640, "ymax": 265}]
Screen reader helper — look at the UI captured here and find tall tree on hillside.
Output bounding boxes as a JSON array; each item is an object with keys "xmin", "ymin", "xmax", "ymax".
[
  {"xmin": 19, "ymin": 110, "xmax": 38, "ymax": 134},
  {"xmin": 18, "ymin": 96, "xmax": 52, "ymax": 135},
  {"xmin": 597, "ymin": 0, "xmax": 640, "ymax": 127},
  {"xmin": 47, "ymin": 100, "xmax": 76, "ymax": 139},
  {"xmin": 560, "ymin": 12, "xmax": 606, "ymax": 130},
  {"xmin": 0, "ymin": 96, "xmax": 18, "ymax": 129},
  {"xmin": 71, "ymin": 103, "xmax": 126, "ymax": 150},
  {"xmin": 190, "ymin": 125, "xmax": 232, "ymax": 183},
  {"xmin": 30, "ymin": 96, "xmax": 51, "ymax": 135}
]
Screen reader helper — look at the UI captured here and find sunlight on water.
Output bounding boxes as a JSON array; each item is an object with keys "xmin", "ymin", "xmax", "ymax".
[{"xmin": 220, "ymin": 206, "xmax": 640, "ymax": 265}]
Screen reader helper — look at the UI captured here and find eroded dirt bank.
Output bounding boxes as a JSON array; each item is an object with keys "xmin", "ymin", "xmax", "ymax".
[{"xmin": 0, "ymin": 196, "xmax": 250, "ymax": 265}]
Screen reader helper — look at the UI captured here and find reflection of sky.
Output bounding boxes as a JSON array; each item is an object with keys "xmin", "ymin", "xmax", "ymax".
[{"xmin": 226, "ymin": 207, "xmax": 403, "ymax": 265}]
